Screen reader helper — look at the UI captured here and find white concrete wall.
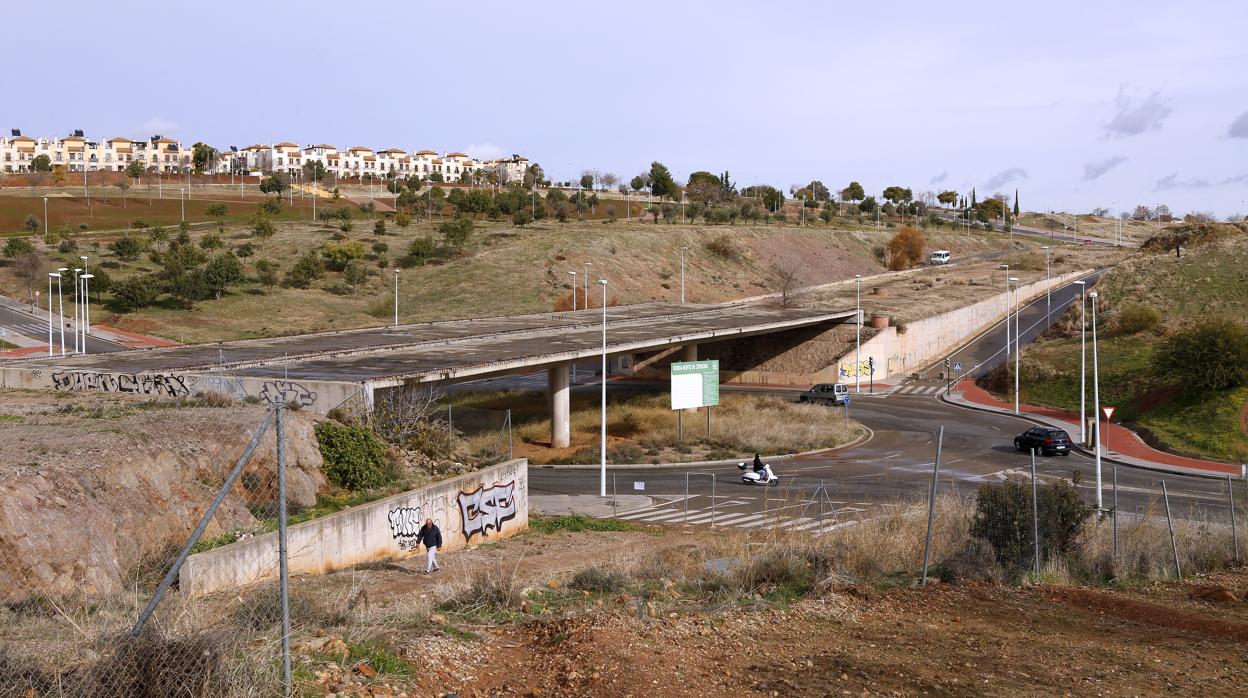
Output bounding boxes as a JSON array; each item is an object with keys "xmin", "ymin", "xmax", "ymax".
[
  {"xmin": 833, "ymin": 270, "xmax": 1091, "ymax": 381},
  {"xmin": 179, "ymin": 458, "xmax": 529, "ymax": 598}
]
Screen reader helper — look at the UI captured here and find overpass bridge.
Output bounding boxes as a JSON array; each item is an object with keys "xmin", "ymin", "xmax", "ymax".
[{"xmin": 1, "ymin": 302, "xmax": 859, "ymax": 447}]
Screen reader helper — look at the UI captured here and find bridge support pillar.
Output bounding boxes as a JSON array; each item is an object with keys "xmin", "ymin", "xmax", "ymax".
[
  {"xmin": 679, "ymin": 344, "xmax": 697, "ymax": 363},
  {"xmin": 548, "ymin": 362, "xmax": 571, "ymax": 449}
]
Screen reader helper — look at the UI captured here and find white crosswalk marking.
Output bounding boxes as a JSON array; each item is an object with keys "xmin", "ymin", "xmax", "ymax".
[{"xmin": 626, "ymin": 510, "xmax": 690, "ymax": 522}]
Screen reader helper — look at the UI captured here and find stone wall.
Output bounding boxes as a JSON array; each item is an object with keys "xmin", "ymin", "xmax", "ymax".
[{"xmin": 179, "ymin": 459, "xmax": 529, "ymax": 598}]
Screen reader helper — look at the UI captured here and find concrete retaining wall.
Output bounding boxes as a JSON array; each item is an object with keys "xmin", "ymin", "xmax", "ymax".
[
  {"xmin": 0, "ymin": 366, "xmax": 362, "ymax": 414},
  {"xmin": 835, "ymin": 269, "xmax": 1091, "ymax": 381},
  {"xmin": 179, "ymin": 458, "xmax": 529, "ymax": 598}
]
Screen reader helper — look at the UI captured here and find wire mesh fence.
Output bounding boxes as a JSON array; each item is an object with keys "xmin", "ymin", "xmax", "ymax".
[
  {"xmin": 0, "ymin": 397, "xmax": 305, "ymax": 696},
  {"xmin": 446, "ymin": 404, "xmax": 513, "ymax": 466}
]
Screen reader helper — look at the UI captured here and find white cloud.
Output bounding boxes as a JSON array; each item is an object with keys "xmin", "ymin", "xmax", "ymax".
[
  {"xmin": 1228, "ymin": 111, "xmax": 1248, "ymax": 138},
  {"xmin": 135, "ymin": 116, "xmax": 179, "ymax": 136},
  {"xmin": 1082, "ymin": 155, "xmax": 1128, "ymax": 181},
  {"xmin": 1154, "ymin": 172, "xmax": 1248, "ymax": 191},
  {"xmin": 1102, "ymin": 85, "xmax": 1171, "ymax": 138},
  {"xmin": 929, "ymin": 171, "xmax": 948, "ymax": 185},
  {"xmin": 464, "ymin": 142, "xmax": 506, "ymax": 160},
  {"xmin": 983, "ymin": 167, "xmax": 1027, "ymax": 189}
]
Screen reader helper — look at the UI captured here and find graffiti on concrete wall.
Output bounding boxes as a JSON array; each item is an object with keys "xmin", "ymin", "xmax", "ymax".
[
  {"xmin": 838, "ymin": 357, "xmax": 900, "ymax": 379},
  {"xmin": 457, "ymin": 480, "xmax": 518, "ymax": 542},
  {"xmin": 387, "ymin": 506, "xmax": 425, "ymax": 552},
  {"xmin": 259, "ymin": 380, "xmax": 318, "ymax": 406},
  {"xmin": 51, "ymin": 370, "xmax": 191, "ymax": 397}
]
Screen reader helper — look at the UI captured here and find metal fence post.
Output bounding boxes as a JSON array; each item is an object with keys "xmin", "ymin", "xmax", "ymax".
[
  {"xmin": 612, "ymin": 473, "xmax": 617, "ymax": 517},
  {"xmin": 818, "ymin": 479, "xmax": 825, "ymax": 529},
  {"xmin": 920, "ymin": 426, "xmax": 944, "ymax": 585},
  {"xmin": 710, "ymin": 474, "xmax": 716, "ymax": 527},
  {"xmin": 1161, "ymin": 480, "xmax": 1181, "ymax": 579},
  {"xmin": 684, "ymin": 473, "xmax": 690, "ymax": 524},
  {"xmin": 448, "ymin": 404, "xmax": 453, "ymax": 434},
  {"xmin": 1112, "ymin": 463, "xmax": 1119, "ymax": 559},
  {"xmin": 1228, "ymin": 475, "xmax": 1240, "ymax": 564},
  {"xmin": 131, "ymin": 410, "xmax": 275, "ymax": 637},
  {"xmin": 1031, "ymin": 448, "xmax": 1040, "ymax": 578},
  {"xmin": 506, "ymin": 409, "xmax": 513, "ymax": 461},
  {"xmin": 277, "ymin": 402, "xmax": 292, "ymax": 698}
]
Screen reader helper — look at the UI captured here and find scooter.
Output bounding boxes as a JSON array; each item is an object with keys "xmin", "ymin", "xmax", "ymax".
[{"xmin": 738, "ymin": 461, "xmax": 780, "ymax": 487}]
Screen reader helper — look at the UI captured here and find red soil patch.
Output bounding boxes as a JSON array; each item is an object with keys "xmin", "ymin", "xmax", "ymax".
[{"xmin": 1048, "ymin": 587, "xmax": 1248, "ymax": 641}]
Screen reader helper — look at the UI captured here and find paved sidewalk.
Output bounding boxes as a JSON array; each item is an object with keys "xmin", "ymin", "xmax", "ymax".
[
  {"xmin": 948, "ymin": 379, "xmax": 1243, "ymax": 477},
  {"xmin": 530, "ymin": 494, "xmax": 652, "ymax": 517}
]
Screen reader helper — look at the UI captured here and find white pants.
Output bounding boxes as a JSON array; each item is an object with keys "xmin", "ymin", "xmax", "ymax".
[{"xmin": 425, "ymin": 547, "xmax": 440, "ymax": 572}]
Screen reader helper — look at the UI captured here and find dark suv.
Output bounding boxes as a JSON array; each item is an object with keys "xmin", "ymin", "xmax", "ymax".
[
  {"xmin": 798, "ymin": 383, "xmax": 849, "ymax": 406},
  {"xmin": 1013, "ymin": 427, "xmax": 1072, "ymax": 456}
]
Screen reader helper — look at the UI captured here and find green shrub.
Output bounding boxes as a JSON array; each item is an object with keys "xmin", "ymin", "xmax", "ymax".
[
  {"xmin": 569, "ymin": 566, "xmax": 628, "ymax": 592},
  {"xmin": 439, "ymin": 217, "xmax": 474, "ymax": 250},
  {"xmin": 969, "ymin": 479, "xmax": 1092, "ymax": 576},
  {"xmin": 1116, "ymin": 303, "xmax": 1160, "ymax": 334},
  {"xmin": 322, "ymin": 241, "xmax": 367, "ymax": 271},
  {"xmin": 314, "ymin": 421, "xmax": 393, "ymax": 491},
  {"xmin": 704, "ymin": 234, "xmax": 741, "ymax": 261},
  {"xmin": 402, "ymin": 236, "xmax": 437, "ymax": 267},
  {"xmin": 258, "ymin": 198, "xmax": 282, "ymax": 216},
  {"xmin": 1153, "ymin": 319, "xmax": 1248, "ymax": 392},
  {"xmin": 206, "ymin": 203, "xmax": 227, "ymax": 217},
  {"xmin": 107, "ymin": 235, "xmax": 142, "ymax": 261},
  {"xmin": 284, "ymin": 250, "xmax": 326, "ymax": 288}
]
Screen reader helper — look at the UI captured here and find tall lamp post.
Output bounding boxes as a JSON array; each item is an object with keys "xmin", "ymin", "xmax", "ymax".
[
  {"xmin": 71, "ymin": 268, "xmax": 82, "ymax": 354},
  {"xmin": 597, "ymin": 279, "xmax": 609, "ymax": 497},
  {"xmin": 392, "ymin": 269, "xmax": 400, "ymax": 327},
  {"xmin": 80, "ymin": 273, "xmax": 93, "ymax": 353},
  {"xmin": 1074, "ymin": 280, "xmax": 1087, "ymax": 444},
  {"xmin": 1040, "ymin": 246, "xmax": 1051, "ymax": 322},
  {"xmin": 46, "ymin": 272, "xmax": 57, "ymax": 357},
  {"xmin": 56, "ymin": 267, "xmax": 67, "ymax": 355},
  {"xmin": 679, "ymin": 246, "xmax": 688, "ymax": 304},
  {"xmin": 1008, "ymin": 277, "xmax": 1020, "ymax": 414},
  {"xmin": 42, "ymin": 197, "xmax": 49, "ymax": 239},
  {"xmin": 583, "ymin": 262, "xmax": 592, "ymax": 308},
  {"xmin": 1090, "ymin": 291, "xmax": 1103, "ymax": 510},
  {"xmin": 854, "ymin": 274, "xmax": 862, "ymax": 394},
  {"xmin": 568, "ymin": 271, "xmax": 578, "ymax": 382}
]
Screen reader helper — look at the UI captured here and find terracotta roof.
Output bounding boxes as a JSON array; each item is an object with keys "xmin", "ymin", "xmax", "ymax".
[
  {"xmin": 9, "ymin": 136, "xmax": 35, "ymax": 142},
  {"xmin": 379, "ymin": 148, "xmax": 405, "ymax": 154},
  {"xmin": 153, "ymin": 137, "xmax": 177, "ymax": 144},
  {"xmin": 273, "ymin": 141, "xmax": 298, "ymax": 148},
  {"xmin": 62, "ymin": 136, "xmax": 84, "ymax": 142},
  {"xmin": 106, "ymin": 137, "xmax": 132, "ymax": 144},
  {"xmin": 445, "ymin": 152, "xmax": 468, "ymax": 158},
  {"xmin": 414, "ymin": 149, "xmax": 437, "ymax": 156},
  {"xmin": 348, "ymin": 146, "xmax": 372, "ymax": 153}
]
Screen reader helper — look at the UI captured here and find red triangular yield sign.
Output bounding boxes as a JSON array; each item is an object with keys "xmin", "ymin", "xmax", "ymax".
[{"xmin": 1103, "ymin": 406, "xmax": 1115, "ymax": 420}]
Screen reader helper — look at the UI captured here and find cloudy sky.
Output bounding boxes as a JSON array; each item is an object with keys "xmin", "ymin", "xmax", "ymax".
[{"xmin": 7, "ymin": 1, "xmax": 1247, "ymax": 216}]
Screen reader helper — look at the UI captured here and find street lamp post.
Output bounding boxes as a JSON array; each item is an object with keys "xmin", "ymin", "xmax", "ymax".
[
  {"xmin": 583, "ymin": 262, "xmax": 592, "ymax": 308},
  {"xmin": 598, "ymin": 279, "xmax": 609, "ymax": 498},
  {"xmin": 392, "ymin": 269, "xmax": 400, "ymax": 327},
  {"xmin": 1041, "ymin": 246, "xmax": 1051, "ymax": 322},
  {"xmin": 80, "ymin": 273, "xmax": 93, "ymax": 353},
  {"xmin": 1090, "ymin": 291, "xmax": 1103, "ymax": 510},
  {"xmin": 56, "ymin": 267, "xmax": 67, "ymax": 355},
  {"xmin": 42, "ymin": 197, "xmax": 48, "ymax": 239},
  {"xmin": 46, "ymin": 273, "xmax": 57, "ymax": 357},
  {"xmin": 1074, "ymin": 280, "xmax": 1087, "ymax": 444},
  {"xmin": 855, "ymin": 274, "xmax": 862, "ymax": 394},
  {"xmin": 680, "ymin": 246, "xmax": 688, "ymax": 304},
  {"xmin": 71, "ymin": 268, "xmax": 81, "ymax": 354},
  {"xmin": 568, "ymin": 271, "xmax": 578, "ymax": 383},
  {"xmin": 1008, "ymin": 277, "xmax": 1020, "ymax": 414},
  {"xmin": 180, "ymin": 188, "xmax": 185, "ymax": 222}
]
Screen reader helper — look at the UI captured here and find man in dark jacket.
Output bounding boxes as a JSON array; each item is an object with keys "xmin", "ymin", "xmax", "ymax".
[{"xmin": 418, "ymin": 518, "xmax": 442, "ymax": 574}]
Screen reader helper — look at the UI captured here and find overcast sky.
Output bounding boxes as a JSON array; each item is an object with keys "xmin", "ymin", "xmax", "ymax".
[{"xmin": 7, "ymin": 1, "xmax": 1247, "ymax": 216}]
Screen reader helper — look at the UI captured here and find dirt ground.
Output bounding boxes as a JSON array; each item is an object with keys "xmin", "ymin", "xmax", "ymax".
[{"xmin": 284, "ymin": 525, "xmax": 1248, "ymax": 698}]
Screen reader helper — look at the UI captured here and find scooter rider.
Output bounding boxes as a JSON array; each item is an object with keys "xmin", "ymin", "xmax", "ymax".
[{"xmin": 752, "ymin": 452, "xmax": 765, "ymax": 473}]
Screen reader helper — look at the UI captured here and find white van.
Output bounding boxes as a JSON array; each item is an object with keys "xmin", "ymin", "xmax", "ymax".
[{"xmin": 928, "ymin": 250, "xmax": 951, "ymax": 265}]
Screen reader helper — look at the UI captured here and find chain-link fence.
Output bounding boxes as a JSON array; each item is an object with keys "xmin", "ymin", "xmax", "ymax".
[
  {"xmin": 446, "ymin": 404, "xmax": 513, "ymax": 466},
  {"xmin": 602, "ymin": 428, "xmax": 1247, "ymax": 589},
  {"xmin": 0, "ymin": 397, "xmax": 307, "ymax": 696}
]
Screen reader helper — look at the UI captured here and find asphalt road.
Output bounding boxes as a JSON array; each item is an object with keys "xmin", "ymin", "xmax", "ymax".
[
  {"xmin": 528, "ymin": 272, "xmax": 1238, "ymax": 527},
  {"xmin": 0, "ymin": 300, "xmax": 125, "ymax": 355}
]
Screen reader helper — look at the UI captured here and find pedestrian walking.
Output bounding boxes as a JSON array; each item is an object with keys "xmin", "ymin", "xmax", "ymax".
[{"xmin": 418, "ymin": 518, "xmax": 442, "ymax": 574}]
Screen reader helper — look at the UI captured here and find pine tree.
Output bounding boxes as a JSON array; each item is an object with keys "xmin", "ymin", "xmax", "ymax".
[
  {"xmin": 971, "ymin": 188, "xmax": 977, "ymax": 208},
  {"xmin": 1013, "ymin": 189, "xmax": 1020, "ymax": 217}
]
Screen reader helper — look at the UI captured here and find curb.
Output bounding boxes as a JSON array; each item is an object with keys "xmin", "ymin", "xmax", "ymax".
[
  {"xmin": 938, "ymin": 392, "xmax": 1236, "ymax": 480},
  {"xmin": 533, "ymin": 424, "xmax": 874, "ymax": 470}
]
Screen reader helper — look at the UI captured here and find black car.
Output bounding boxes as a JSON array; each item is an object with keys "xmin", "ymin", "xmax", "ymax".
[{"xmin": 1013, "ymin": 427, "xmax": 1072, "ymax": 456}]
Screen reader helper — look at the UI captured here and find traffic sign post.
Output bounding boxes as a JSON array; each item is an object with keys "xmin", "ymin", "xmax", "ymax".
[
  {"xmin": 1102, "ymin": 406, "xmax": 1115, "ymax": 455},
  {"xmin": 868, "ymin": 357, "xmax": 875, "ymax": 394}
]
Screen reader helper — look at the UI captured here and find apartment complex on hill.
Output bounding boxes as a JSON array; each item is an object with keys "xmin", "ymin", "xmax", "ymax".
[{"xmin": 0, "ymin": 129, "xmax": 531, "ymax": 183}]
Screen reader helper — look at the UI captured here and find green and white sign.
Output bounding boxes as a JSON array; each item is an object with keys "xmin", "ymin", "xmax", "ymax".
[{"xmin": 671, "ymin": 360, "xmax": 720, "ymax": 410}]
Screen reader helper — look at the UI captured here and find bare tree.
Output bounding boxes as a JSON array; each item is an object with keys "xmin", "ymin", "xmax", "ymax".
[
  {"xmin": 600, "ymin": 172, "xmax": 619, "ymax": 190},
  {"xmin": 372, "ymin": 384, "xmax": 446, "ymax": 445},
  {"xmin": 770, "ymin": 263, "xmax": 804, "ymax": 308},
  {"xmin": 14, "ymin": 251, "xmax": 44, "ymax": 305}
]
